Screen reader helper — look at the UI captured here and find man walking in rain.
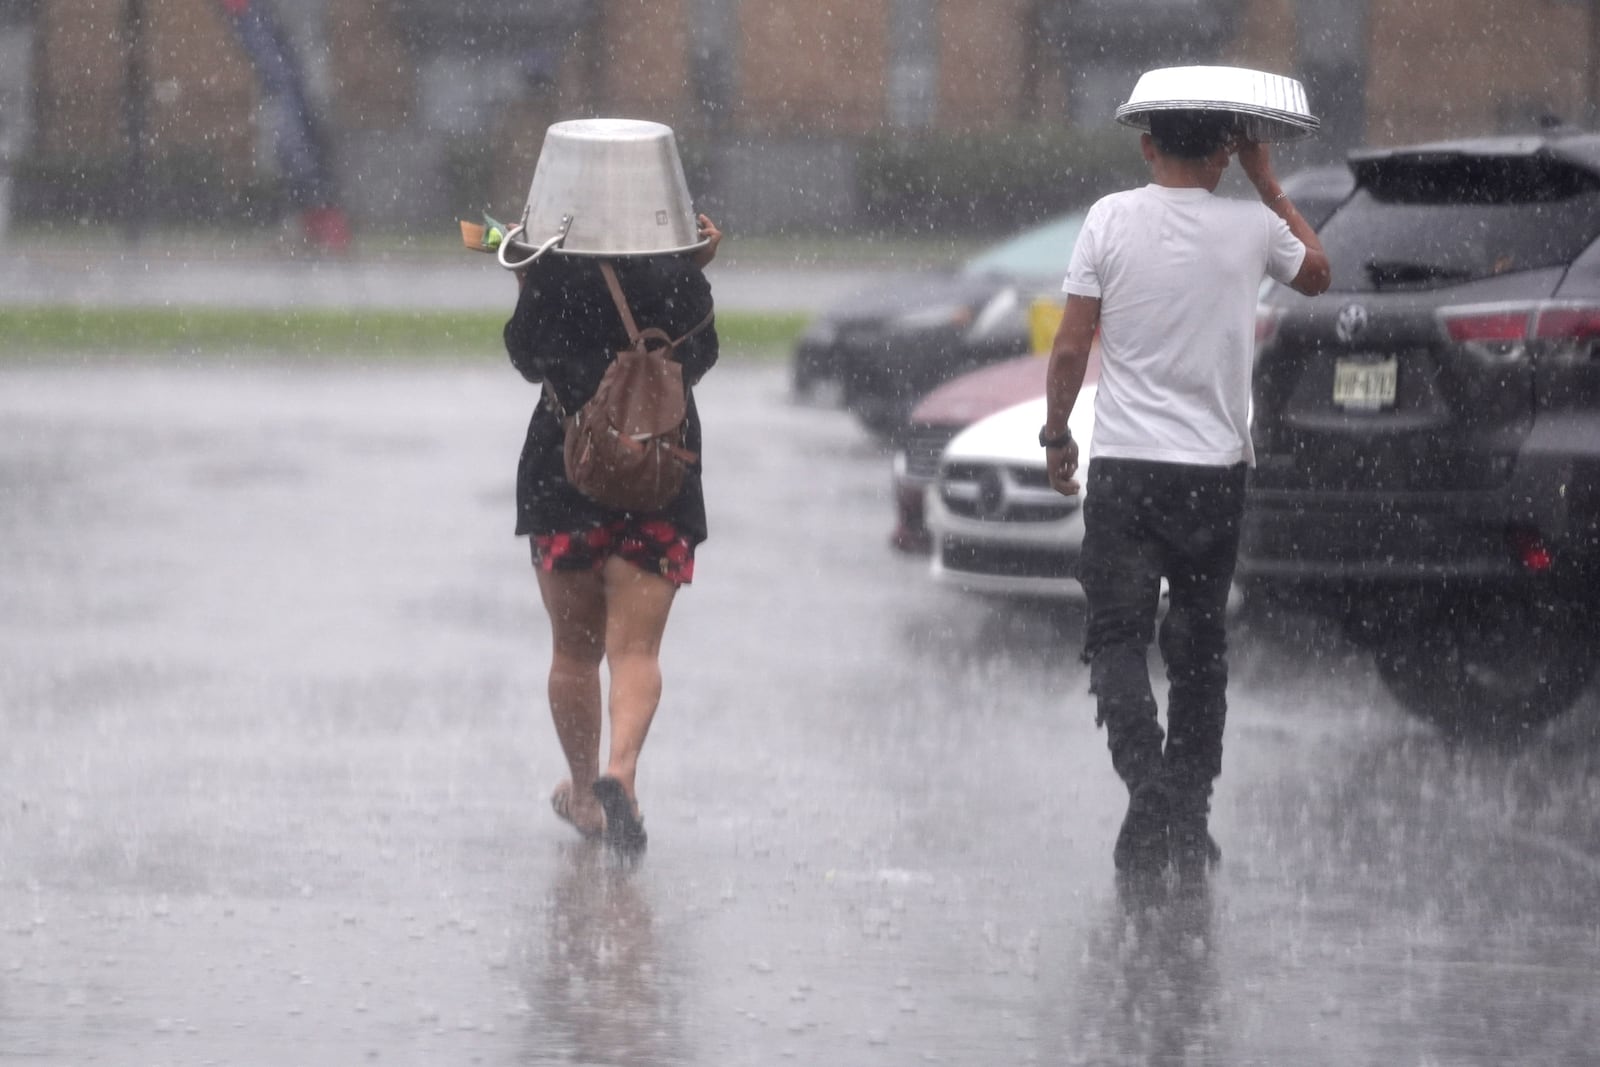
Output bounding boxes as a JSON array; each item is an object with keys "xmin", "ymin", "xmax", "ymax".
[{"xmin": 1040, "ymin": 106, "xmax": 1330, "ymax": 878}]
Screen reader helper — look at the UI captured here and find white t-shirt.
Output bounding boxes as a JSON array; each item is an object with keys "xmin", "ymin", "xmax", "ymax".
[{"xmin": 1062, "ymin": 184, "xmax": 1306, "ymax": 467}]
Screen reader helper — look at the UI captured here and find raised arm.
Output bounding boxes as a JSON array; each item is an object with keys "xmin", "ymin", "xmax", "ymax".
[{"xmin": 1236, "ymin": 139, "xmax": 1331, "ymax": 296}]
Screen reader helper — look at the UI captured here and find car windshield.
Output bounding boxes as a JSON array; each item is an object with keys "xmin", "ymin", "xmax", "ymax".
[
  {"xmin": 961, "ymin": 213, "xmax": 1085, "ymax": 282},
  {"xmin": 1318, "ymin": 154, "xmax": 1600, "ymax": 292}
]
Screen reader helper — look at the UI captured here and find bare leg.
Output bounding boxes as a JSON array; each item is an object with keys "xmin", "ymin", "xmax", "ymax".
[
  {"xmin": 599, "ymin": 555, "xmax": 679, "ymax": 811},
  {"xmin": 535, "ymin": 554, "xmax": 607, "ymax": 836}
]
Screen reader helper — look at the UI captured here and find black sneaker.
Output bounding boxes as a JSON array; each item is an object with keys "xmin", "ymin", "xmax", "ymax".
[{"xmin": 1113, "ymin": 780, "xmax": 1171, "ymax": 873}]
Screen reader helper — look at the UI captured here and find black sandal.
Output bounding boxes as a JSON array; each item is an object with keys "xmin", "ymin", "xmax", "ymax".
[{"xmin": 592, "ymin": 776, "xmax": 648, "ymax": 858}]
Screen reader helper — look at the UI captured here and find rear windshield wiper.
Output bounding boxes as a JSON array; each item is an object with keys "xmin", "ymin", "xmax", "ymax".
[{"xmin": 1364, "ymin": 259, "xmax": 1474, "ymax": 289}]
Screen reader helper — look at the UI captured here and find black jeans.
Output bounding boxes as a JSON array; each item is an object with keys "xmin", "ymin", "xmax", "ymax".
[{"xmin": 1077, "ymin": 458, "xmax": 1248, "ymax": 804}]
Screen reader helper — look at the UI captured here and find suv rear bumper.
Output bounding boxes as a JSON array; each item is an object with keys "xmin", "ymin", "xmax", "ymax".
[
  {"xmin": 1238, "ymin": 489, "xmax": 1524, "ymax": 583},
  {"xmin": 1243, "ymin": 429, "xmax": 1600, "ymax": 591}
]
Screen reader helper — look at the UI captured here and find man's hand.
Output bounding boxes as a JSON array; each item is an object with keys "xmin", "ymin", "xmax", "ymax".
[
  {"xmin": 1234, "ymin": 136, "xmax": 1276, "ymax": 196},
  {"xmin": 1046, "ymin": 438, "xmax": 1081, "ymax": 497},
  {"xmin": 1044, "ymin": 294, "xmax": 1097, "ymax": 497}
]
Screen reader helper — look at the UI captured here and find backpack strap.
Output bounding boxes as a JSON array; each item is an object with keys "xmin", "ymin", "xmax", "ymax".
[
  {"xmin": 599, "ymin": 260, "xmax": 644, "ymax": 348},
  {"xmin": 599, "ymin": 260, "xmax": 714, "ymax": 354},
  {"xmin": 669, "ymin": 310, "xmax": 715, "ymax": 349}
]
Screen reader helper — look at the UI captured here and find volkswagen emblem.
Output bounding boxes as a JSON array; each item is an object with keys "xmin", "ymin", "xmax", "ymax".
[
  {"xmin": 1335, "ymin": 303, "xmax": 1369, "ymax": 344},
  {"xmin": 976, "ymin": 469, "xmax": 1007, "ymax": 519}
]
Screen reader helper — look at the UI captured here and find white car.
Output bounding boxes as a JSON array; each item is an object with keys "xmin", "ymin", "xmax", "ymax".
[
  {"xmin": 928, "ymin": 386, "xmax": 1246, "ymax": 616},
  {"xmin": 927, "ymin": 387, "xmax": 1097, "ymax": 600}
]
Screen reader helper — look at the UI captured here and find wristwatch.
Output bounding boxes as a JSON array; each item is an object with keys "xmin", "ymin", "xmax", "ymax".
[{"xmin": 1038, "ymin": 426, "xmax": 1074, "ymax": 449}]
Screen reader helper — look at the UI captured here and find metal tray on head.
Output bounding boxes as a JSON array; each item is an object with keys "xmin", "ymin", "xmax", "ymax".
[{"xmin": 1115, "ymin": 65, "xmax": 1319, "ymax": 143}]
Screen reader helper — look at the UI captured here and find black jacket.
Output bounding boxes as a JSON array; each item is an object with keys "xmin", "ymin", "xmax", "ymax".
[{"xmin": 503, "ymin": 253, "xmax": 719, "ymax": 541}]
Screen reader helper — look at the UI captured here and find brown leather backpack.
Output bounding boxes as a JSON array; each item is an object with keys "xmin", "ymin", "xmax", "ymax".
[{"xmin": 555, "ymin": 261, "xmax": 713, "ymax": 512}]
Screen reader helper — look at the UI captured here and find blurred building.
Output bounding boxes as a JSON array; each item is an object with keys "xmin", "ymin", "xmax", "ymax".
[{"xmin": 6, "ymin": 0, "xmax": 1596, "ymax": 238}]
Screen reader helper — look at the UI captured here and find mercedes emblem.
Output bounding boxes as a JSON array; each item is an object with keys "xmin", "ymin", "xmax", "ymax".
[{"xmin": 976, "ymin": 469, "xmax": 1007, "ymax": 519}]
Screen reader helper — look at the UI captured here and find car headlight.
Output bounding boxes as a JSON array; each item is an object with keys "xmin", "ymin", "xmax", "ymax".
[{"xmin": 892, "ymin": 304, "xmax": 975, "ymax": 332}]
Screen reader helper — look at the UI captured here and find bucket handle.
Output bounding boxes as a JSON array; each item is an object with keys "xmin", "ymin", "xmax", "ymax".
[{"xmin": 497, "ymin": 216, "xmax": 572, "ymax": 270}]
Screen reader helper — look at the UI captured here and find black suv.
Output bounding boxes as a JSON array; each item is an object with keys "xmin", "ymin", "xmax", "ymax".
[{"xmin": 1242, "ymin": 131, "xmax": 1600, "ymax": 737}]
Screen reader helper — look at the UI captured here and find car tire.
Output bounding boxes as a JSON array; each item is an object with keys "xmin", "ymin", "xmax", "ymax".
[{"xmin": 1373, "ymin": 592, "xmax": 1597, "ymax": 741}]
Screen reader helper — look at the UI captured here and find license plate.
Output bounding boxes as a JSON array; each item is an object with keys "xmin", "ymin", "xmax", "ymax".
[{"xmin": 1333, "ymin": 358, "xmax": 1397, "ymax": 410}]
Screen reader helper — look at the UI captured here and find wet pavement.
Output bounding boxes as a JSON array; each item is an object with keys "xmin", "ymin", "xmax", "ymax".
[{"xmin": 3, "ymin": 356, "xmax": 1600, "ymax": 1065}]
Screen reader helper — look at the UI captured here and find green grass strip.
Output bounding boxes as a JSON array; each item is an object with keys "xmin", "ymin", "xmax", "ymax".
[{"xmin": 0, "ymin": 307, "xmax": 809, "ymax": 359}]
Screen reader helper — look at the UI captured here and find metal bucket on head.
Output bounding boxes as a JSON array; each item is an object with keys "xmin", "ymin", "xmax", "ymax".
[{"xmin": 497, "ymin": 118, "xmax": 706, "ymax": 270}]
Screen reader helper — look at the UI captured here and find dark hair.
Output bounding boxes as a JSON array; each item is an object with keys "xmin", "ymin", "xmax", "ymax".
[{"xmin": 1147, "ymin": 109, "xmax": 1236, "ymax": 159}]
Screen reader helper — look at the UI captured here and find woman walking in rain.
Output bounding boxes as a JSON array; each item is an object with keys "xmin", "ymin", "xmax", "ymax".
[{"xmin": 500, "ymin": 120, "xmax": 722, "ymax": 858}]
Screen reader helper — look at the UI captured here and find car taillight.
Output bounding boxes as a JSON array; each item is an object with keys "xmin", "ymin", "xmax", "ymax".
[
  {"xmin": 1438, "ymin": 303, "xmax": 1540, "ymax": 366},
  {"xmin": 1441, "ymin": 308, "xmax": 1533, "ymax": 343},
  {"xmin": 1533, "ymin": 305, "xmax": 1600, "ymax": 342},
  {"xmin": 1507, "ymin": 528, "xmax": 1555, "ymax": 573},
  {"xmin": 1439, "ymin": 302, "xmax": 1600, "ymax": 362}
]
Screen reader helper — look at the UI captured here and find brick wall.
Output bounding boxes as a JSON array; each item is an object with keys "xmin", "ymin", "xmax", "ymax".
[
  {"xmin": 1224, "ymin": 0, "xmax": 1297, "ymax": 72},
  {"xmin": 24, "ymin": 0, "xmax": 1600, "ymax": 227},
  {"xmin": 33, "ymin": 0, "xmax": 1600, "ymax": 160},
  {"xmin": 938, "ymin": 0, "xmax": 1030, "ymax": 127},
  {"xmin": 326, "ymin": 0, "xmax": 410, "ymax": 130},
  {"xmin": 35, "ymin": 0, "xmax": 254, "ymax": 168},
  {"xmin": 737, "ymin": 0, "xmax": 888, "ymax": 133},
  {"xmin": 600, "ymin": 0, "xmax": 693, "ymax": 122},
  {"xmin": 1365, "ymin": 0, "xmax": 1588, "ymax": 142},
  {"xmin": 1225, "ymin": 0, "xmax": 1590, "ymax": 143}
]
